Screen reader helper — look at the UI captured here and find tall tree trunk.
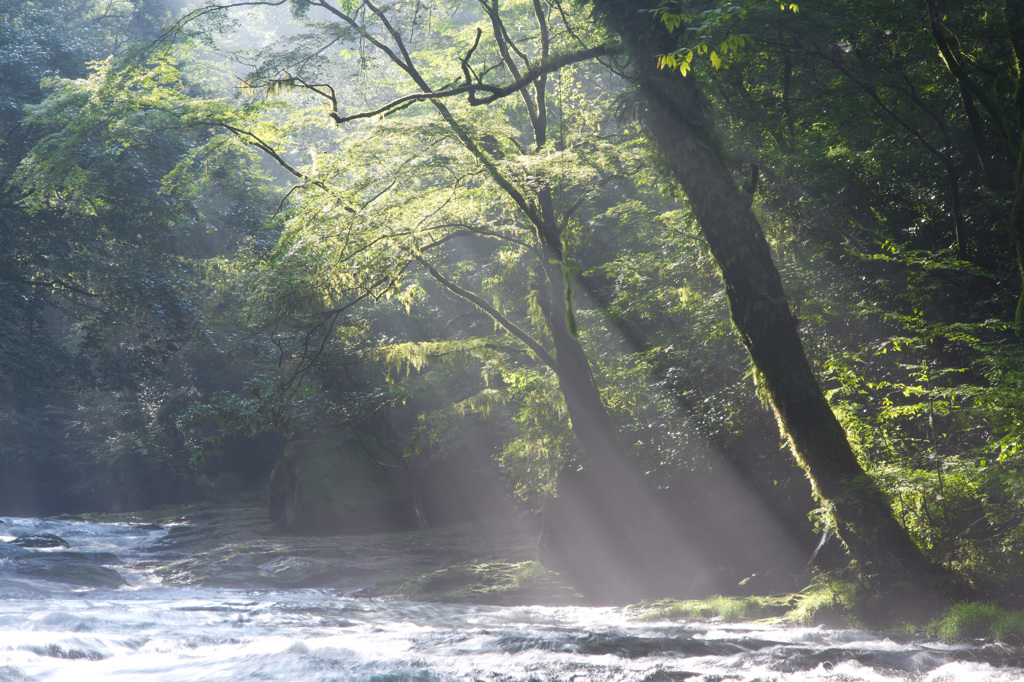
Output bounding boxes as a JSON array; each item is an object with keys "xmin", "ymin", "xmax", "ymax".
[
  {"xmin": 588, "ymin": 0, "xmax": 948, "ymax": 594},
  {"xmin": 532, "ymin": 248, "xmax": 694, "ymax": 600}
]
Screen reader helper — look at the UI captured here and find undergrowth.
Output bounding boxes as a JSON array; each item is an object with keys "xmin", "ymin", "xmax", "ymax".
[
  {"xmin": 929, "ymin": 602, "xmax": 1024, "ymax": 644},
  {"xmin": 636, "ymin": 582, "xmax": 852, "ymax": 626},
  {"xmin": 637, "ymin": 587, "xmax": 1024, "ymax": 647}
]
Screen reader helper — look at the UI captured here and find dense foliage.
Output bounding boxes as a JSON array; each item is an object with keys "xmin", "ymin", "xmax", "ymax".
[
  {"xmin": 2, "ymin": 0, "xmax": 1024, "ymax": 606},
  {"xmin": 0, "ymin": 0, "xmax": 281, "ymax": 513}
]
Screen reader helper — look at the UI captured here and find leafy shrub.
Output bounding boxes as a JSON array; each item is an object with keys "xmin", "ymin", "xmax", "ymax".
[{"xmin": 931, "ymin": 602, "xmax": 1024, "ymax": 644}]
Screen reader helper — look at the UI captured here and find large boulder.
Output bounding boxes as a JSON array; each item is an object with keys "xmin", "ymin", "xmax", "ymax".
[{"xmin": 269, "ymin": 432, "xmax": 419, "ymax": 535}]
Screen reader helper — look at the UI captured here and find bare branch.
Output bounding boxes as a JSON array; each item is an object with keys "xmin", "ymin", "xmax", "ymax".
[
  {"xmin": 154, "ymin": 0, "xmax": 289, "ymax": 50},
  {"xmin": 326, "ymin": 44, "xmax": 621, "ymax": 124}
]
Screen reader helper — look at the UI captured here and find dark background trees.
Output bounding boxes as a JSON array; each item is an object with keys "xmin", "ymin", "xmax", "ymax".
[{"xmin": 0, "ymin": 0, "xmax": 282, "ymax": 514}]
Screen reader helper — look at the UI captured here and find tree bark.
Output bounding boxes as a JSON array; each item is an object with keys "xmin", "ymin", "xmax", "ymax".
[
  {"xmin": 588, "ymin": 0, "xmax": 948, "ymax": 593},
  {"xmin": 531, "ymin": 232, "xmax": 692, "ymax": 600}
]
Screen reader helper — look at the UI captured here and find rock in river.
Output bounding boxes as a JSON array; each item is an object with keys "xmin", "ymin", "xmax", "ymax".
[
  {"xmin": 15, "ymin": 562, "xmax": 127, "ymax": 589},
  {"xmin": 10, "ymin": 533, "xmax": 70, "ymax": 548}
]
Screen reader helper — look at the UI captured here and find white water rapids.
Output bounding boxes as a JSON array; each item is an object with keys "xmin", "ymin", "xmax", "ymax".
[{"xmin": 1, "ymin": 517, "xmax": 1022, "ymax": 681}]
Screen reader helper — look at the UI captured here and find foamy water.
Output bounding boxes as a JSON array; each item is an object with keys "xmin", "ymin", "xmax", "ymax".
[{"xmin": 0, "ymin": 517, "xmax": 1021, "ymax": 681}]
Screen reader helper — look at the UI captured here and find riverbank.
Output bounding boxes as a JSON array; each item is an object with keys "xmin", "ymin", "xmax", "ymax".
[
  {"xmin": 49, "ymin": 504, "xmax": 1024, "ymax": 647},
  {"xmin": 54, "ymin": 504, "xmax": 582, "ymax": 605},
  {"xmin": 632, "ymin": 590, "xmax": 1024, "ymax": 647}
]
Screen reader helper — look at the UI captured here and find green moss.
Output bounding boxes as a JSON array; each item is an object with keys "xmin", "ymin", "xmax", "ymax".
[
  {"xmin": 781, "ymin": 582, "xmax": 853, "ymax": 626},
  {"xmin": 373, "ymin": 559, "xmax": 581, "ymax": 605},
  {"xmin": 512, "ymin": 560, "xmax": 547, "ymax": 587},
  {"xmin": 636, "ymin": 583, "xmax": 853, "ymax": 626},
  {"xmin": 638, "ymin": 596, "xmax": 761, "ymax": 622},
  {"xmin": 931, "ymin": 602, "xmax": 1024, "ymax": 644}
]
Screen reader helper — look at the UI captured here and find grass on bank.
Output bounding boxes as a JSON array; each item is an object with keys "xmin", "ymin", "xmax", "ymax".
[
  {"xmin": 637, "ymin": 585, "xmax": 1024, "ymax": 646},
  {"xmin": 929, "ymin": 602, "xmax": 1024, "ymax": 644},
  {"xmin": 635, "ymin": 582, "xmax": 853, "ymax": 627}
]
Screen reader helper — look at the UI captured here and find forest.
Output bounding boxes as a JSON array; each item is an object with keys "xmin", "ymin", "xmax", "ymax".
[{"xmin": 3, "ymin": 0, "xmax": 1024, "ymax": 628}]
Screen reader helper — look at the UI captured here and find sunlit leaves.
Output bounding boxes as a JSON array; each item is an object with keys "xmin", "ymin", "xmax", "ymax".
[
  {"xmin": 649, "ymin": 1, "xmax": 754, "ymax": 76},
  {"xmin": 17, "ymin": 52, "xmax": 248, "ymax": 213},
  {"xmin": 206, "ymin": 0, "xmax": 660, "ymax": 503},
  {"xmin": 379, "ymin": 338, "xmax": 507, "ymax": 382},
  {"xmin": 657, "ymin": 49, "xmax": 695, "ymax": 77}
]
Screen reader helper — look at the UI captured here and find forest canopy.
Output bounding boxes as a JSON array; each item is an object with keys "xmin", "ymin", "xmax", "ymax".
[{"xmin": 3, "ymin": 0, "xmax": 1024, "ymax": 608}]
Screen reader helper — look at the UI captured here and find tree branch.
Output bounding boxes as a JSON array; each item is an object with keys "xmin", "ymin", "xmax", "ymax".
[
  {"xmin": 326, "ymin": 43, "xmax": 621, "ymax": 124},
  {"xmin": 409, "ymin": 252, "xmax": 557, "ymax": 369}
]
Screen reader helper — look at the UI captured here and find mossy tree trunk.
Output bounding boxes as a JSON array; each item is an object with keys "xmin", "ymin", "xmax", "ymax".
[{"xmin": 588, "ymin": 0, "xmax": 946, "ymax": 592}]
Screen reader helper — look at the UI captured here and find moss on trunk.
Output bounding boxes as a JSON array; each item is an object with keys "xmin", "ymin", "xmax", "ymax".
[{"xmin": 587, "ymin": 0, "xmax": 951, "ymax": 597}]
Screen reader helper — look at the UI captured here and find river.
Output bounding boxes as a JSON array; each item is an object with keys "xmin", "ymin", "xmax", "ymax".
[{"xmin": 1, "ymin": 516, "xmax": 1022, "ymax": 681}]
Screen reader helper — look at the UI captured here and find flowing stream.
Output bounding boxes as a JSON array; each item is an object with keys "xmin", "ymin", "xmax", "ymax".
[{"xmin": 1, "ymin": 517, "xmax": 1022, "ymax": 681}]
